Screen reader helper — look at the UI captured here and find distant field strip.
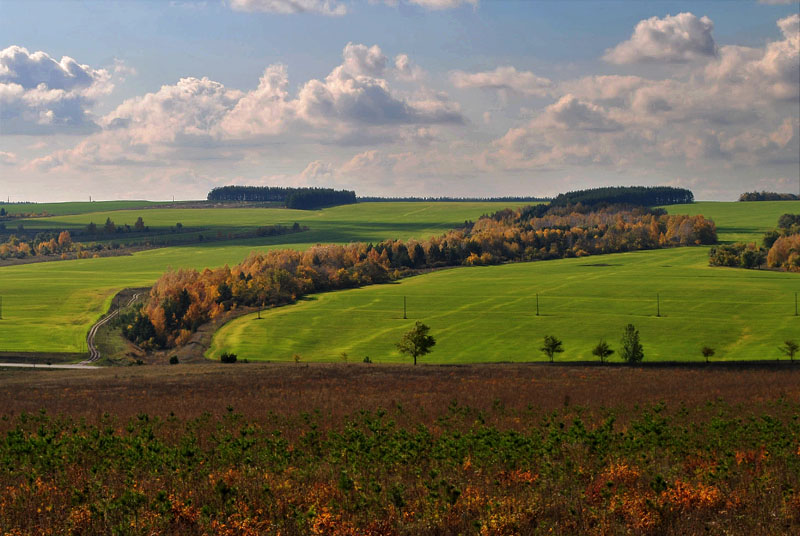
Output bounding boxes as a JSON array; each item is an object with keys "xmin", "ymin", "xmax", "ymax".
[{"xmin": 210, "ymin": 246, "xmax": 799, "ymax": 363}]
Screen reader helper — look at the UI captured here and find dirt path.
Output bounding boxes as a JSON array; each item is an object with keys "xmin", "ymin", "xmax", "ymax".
[{"xmin": 81, "ymin": 293, "xmax": 141, "ymax": 365}]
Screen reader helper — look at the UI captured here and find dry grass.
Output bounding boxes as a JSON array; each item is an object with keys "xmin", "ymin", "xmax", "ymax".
[{"xmin": 1, "ymin": 362, "xmax": 798, "ymax": 423}]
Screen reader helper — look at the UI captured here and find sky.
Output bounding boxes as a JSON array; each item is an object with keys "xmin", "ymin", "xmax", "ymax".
[{"xmin": 0, "ymin": 0, "xmax": 798, "ymax": 202}]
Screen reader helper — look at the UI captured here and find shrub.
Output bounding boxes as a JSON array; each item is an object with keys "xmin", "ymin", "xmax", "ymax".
[
  {"xmin": 220, "ymin": 352, "xmax": 237, "ymax": 364},
  {"xmin": 620, "ymin": 324, "xmax": 644, "ymax": 363},
  {"xmin": 169, "ymin": 355, "xmax": 179, "ymax": 365}
]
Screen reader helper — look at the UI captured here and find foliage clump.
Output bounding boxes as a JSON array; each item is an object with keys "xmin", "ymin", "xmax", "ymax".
[{"xmin": 220, "ymin": 352, "xmax": 237, "ymax": 364}]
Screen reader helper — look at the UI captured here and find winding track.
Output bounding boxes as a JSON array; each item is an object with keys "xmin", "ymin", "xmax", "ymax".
[{"xmin": 81, "ymin": 293, "xmax": 140, "ymax": 365}]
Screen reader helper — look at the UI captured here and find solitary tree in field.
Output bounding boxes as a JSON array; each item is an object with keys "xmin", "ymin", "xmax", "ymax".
[
  {"xmin": 780, "ymin": 340, "xmax": 799, "ymax": 362},
  {"xmin": 396, "ymin": 321, "xmax": 436, "ymax": 365},
  {"xmin": 592, "ymin": 340, "xmax": 614, "ymax": 364},
  {"xmin": 620, "ymin": 324, "xmax": 644, "ymax": 363},
  {"xmin": 702, "ymin": 346, "xmax": 715, "ymax": 363},
  {"xmin": 541, "ymin": 335, "xmax": 564, "ymax": 363}
]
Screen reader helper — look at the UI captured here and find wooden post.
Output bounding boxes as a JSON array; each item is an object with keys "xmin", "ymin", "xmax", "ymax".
[
  {"xmin": 656, "ymin": 293, "xmax": 660, "ymax": 317},
  {"xmin": 403, "ymin": 296, "xmax": 407, "ymax": 319},
  {"xmin": 536, "ymin": 293, "xmax": 539, "ymax": 316}
]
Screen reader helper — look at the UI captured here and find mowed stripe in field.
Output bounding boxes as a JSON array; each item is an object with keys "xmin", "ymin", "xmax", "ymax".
[{"xmin": 209, "ymin": 246, "xmax": 800, "ymax": 363}]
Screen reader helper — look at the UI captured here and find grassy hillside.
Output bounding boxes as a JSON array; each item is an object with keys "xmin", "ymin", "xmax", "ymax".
[
  {"xmin": 209, "ymin": 246, "xmax": 799, "ymax": 363},
  {"xmin": 0, "ymin": 202, "xmax": 524, "ymax": 353}
]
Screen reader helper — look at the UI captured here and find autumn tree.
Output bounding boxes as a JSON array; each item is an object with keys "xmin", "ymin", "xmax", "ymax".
[
  {"xmin": 592, "ymin": 340, "xmax": 614, "ymax": 363},
  {"xmin": 541, "ymin": 335, "xmax": 564, "ymax": 363},
  {"xmin": 396, "ymin": 321, "xmax": 436, "ymax": 365},
  {"xmin": 57, "ymin": 230, "xmax": 72, "ymax": 250},
  {"xmin": 620, "ymin": 324, "xmax": 644, "ymax": 363}
]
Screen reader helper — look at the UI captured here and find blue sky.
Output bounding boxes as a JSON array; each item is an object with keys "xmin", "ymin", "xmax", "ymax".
[{"xmin": 1, "ymin": 0, "xmax": 798, "ymax": 201}]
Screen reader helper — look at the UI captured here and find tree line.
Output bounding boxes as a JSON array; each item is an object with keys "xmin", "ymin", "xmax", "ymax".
[
  {"xmin": 738, "ymin": 191, "xmax": 800, "ymax": 201},
  {"xmin": 550, "ymin": 186, "xmax": 694, "ymax": 208},
  {"xmin": 709, "ymin": 213, "xmax": 800, "ymax": 272},
  {"xmin": 122, "ymin": 204, "xmax": 717, "ymax": 349},
  {"xmin": 207, "ymin": 186, "xmax": 356, "ymax": 209}
]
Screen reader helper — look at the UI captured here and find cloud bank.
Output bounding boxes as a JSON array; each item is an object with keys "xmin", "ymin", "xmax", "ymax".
[{"xmin": 0, "ymin": 46, "xmax": 112, "ymax": 134}]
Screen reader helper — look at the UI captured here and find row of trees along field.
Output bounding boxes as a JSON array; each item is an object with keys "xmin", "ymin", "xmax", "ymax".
[
  {"xmin": 123, "ymin": 203, "xmax": 717, "ymax": 349},
  {"xmin": 207, "ymin": 186, "xmax": 356, "ymax": 209},
  {"xmin": 709, "ymin": 213, "xmax": 800, "ymax": 272},
  {"xmin": 0, "ymin": 217, "xmax": 150, "ymax": 260},
  {"xmin": 738, "ymin": 191, "xmax": 800, "ymax": 201}
]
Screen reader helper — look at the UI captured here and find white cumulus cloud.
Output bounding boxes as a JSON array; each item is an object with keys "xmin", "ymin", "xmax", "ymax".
[
  {"xmin": 407, "ymin": 0, "xmax": 477, "ymax": 10},
  {"xmin": 450, "ymin": 66, "xmax": 553, "ymax": 97},
  {"xmin": 31, "ymin": 43, "xmax": 464, "ymax": 171},
  {"xmin": 228, "ymin": 0, "xmax": 347, "ymax": 15},
  {"xmin": 0, "ymin": 46, "xmax": 112, "ymax": 134},
  {"xmin": 603, "ymin": 12, "xmax": 717, "ymax": 64}
]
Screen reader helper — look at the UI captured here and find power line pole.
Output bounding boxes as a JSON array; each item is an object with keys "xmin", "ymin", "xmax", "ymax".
[
  {"xmin": 0, "ymin": 295, "xmax": 3, "ymax": 320},
  {"xmin": 795, "ymin": 291, "xmax": 798, "ymax": 317},
  {"xmin": 656, "ymin": 293, "xmax": 660, "ymax": 317},
  {"xmin": 536, "ymin": 293, "xmax": 539, "ymax": 316},
  {"xmin": 403, "ymin": 296, "xmax": 407, "ymax": 319}
]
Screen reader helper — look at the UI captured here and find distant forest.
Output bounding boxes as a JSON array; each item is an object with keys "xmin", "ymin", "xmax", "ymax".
[
  {"xmin": 738, "ymin": 191, "xmax": 800, "ymax": 201},
  {"xmin": 207, "ymin": 186, "xmax": 356, "ymax": 209},
  {"xmin": 550, "ymin": 186, "xmax": 694, "ymax": 207}
]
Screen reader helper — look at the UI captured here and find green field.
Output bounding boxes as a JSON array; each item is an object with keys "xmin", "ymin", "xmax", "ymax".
[
  {"xmin": 1, "ymin": 200, "xmax": 170, "ymax": 217},
  {"xmin": 209, "ymin": 247, "xmax": 799, "ymax": 363},
  {"xmin": 208, "ymin": 201, "xmax": 800, "ymax": 363},
  {"xmin": 0, "ymin": 202, "xmax": 524, "ymax": 353}
]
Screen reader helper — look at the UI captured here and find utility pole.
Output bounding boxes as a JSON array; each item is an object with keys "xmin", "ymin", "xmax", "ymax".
[
  {"xmin": 536, "ymin": 293, "xmax": 539, "ymax": 316},
  {"xmin": 656, "ymin": 293, "xmax": 661, "ymax": 317},
  {"xmin": 403, "ymin": 296, "xmax": 407, "ymax": 319},
  {"xmin": 0, "ymin": 295, "xmax": 3, "ymax": 320},
  {"xmin": 795, "ymin": 291, "xmax": 798, "ymax": 317}
]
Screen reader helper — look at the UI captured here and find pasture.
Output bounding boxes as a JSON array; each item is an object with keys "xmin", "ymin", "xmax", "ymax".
[
  {"xmin": 209, "ymin": 246, "xmax": 799, "ymax": 363},
  {"xmin": 0, "ymin": 202, "xmax": 523, "ymax": 353}
]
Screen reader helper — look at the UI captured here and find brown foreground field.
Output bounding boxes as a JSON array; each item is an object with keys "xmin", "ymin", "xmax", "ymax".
[{"xmin": 1, "ymin": 363, "xmax": 799, "ymax": 535}]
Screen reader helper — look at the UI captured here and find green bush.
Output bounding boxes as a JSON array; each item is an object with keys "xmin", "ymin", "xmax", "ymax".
[{"xmin": 220, "ymin": 352, "xmax": 237, "ymax": 364}]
